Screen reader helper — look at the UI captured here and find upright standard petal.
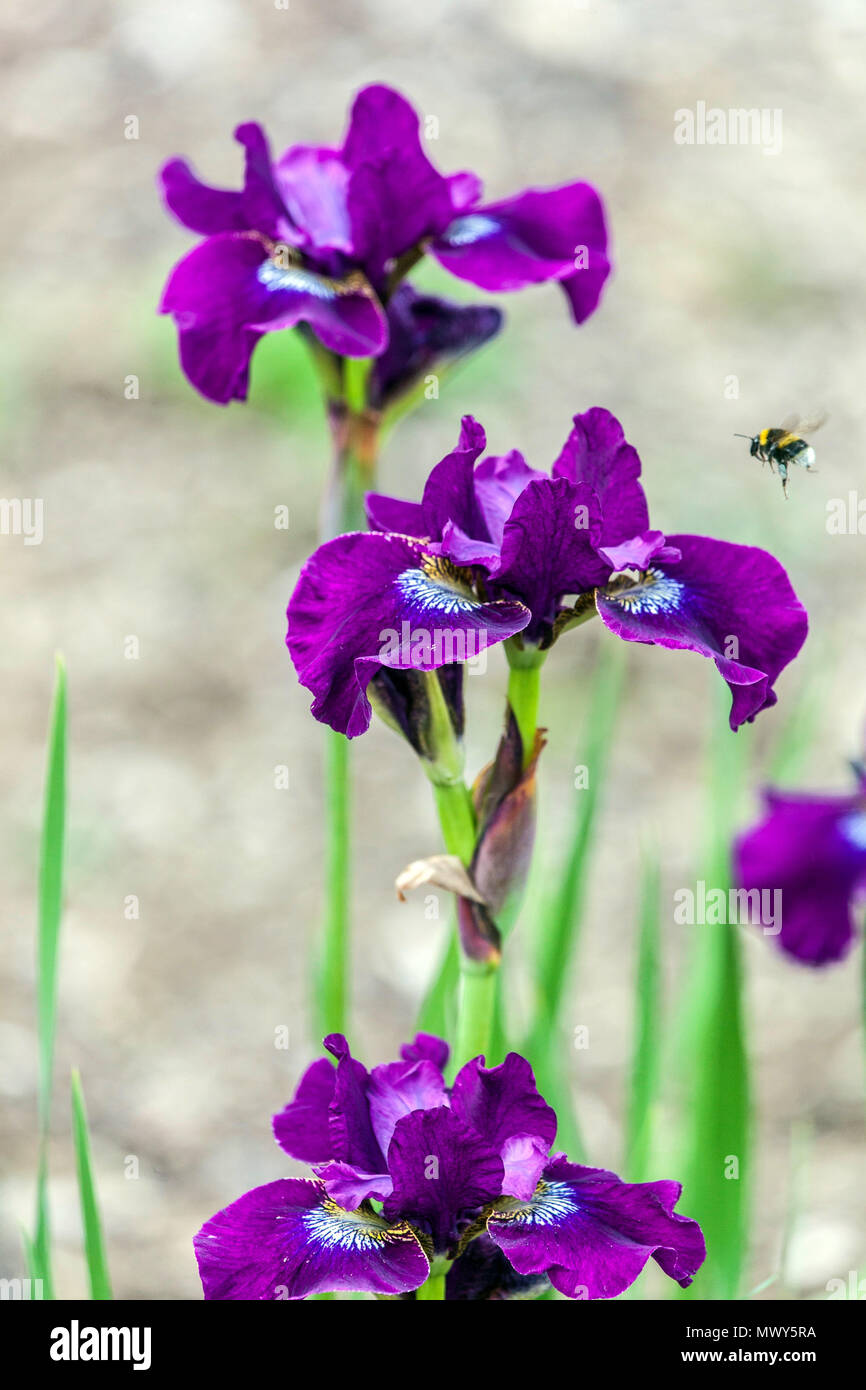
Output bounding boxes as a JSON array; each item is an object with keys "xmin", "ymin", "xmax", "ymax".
[
  {"xmin": 400, "ymin": 1032, "xmax": 450, "ymax": 1072},
  {"xmin": 552, "ymin": 407, "xmax": 650, "ymax": 551},
  {"xmin": 159, "ymin": 158, "xmax": 247, "ymax": 236},
  {"xmin": 494, "ymin": 478, "xmax": 611, "ymax": 642},
  {"xmin": 473, "ymin": 450, "xmax": 547, "ymax": 547},
  {"xmin": 233, "ymin": 122, "xmax": 296, "ymax": 242},
  {"xmin": 272, "ymin": 1057, "xmax": 336, "ymax": 1163},
  {"xmin": 366, "ymin": 1057, "xmax": 449, "ymax": 1157},
  {"xmin": 323, "ymin": 1033, "xmax": 387, "ymax": 1175},
  {"xmin": 195, "ymin": 1178, "xmax": 428, "ymax": 1300},
  {"xmin": 431, "ymin": 183, "xmax": 610, "ymax": 323},
  {"xmin": 735, "ymin": 790, "xmax": 866, "ymax": 964},
  {"xmin": 420, "ymin": 415, "xmax": 490, "ymax": 541},
  {"xmin": 286, "ymin": 531, "xmax": 529, "ymax": 737},
  {"xmin": 451, "ymin": 1053, "xmax": 557, "ymax": 1157},
  {"xmin": 596, "ymin": 535, "xmax": 808, "ymax": 729},
  {"xmin": 342, "ymin": 84, "xmax": 457, "ymax": 282},
  {"xmin": 487, "ymin": 1158, "xmax": 705, "ymax": 1300},
  {"xmin": 273, "ymin": 145, "xmax": 353, "ymax": 255}
]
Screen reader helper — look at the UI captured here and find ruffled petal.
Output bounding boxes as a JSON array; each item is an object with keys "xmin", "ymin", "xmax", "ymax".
[
  {"xmin": 552, "ymin": 408, "xmax": 650, "ymax": 551},
  {"xmin": 420, "ymin": 415, "xmax": 490, "ymax": 540},
  {"xmin": 367, "ymin": 1057, "xmax": 449, "ymax": 1156},
  {"xmin": 365, "ymin": 492, "xmax": 428, "ymax": 537},
  {"xmin": 431, "ymin": 183, "xmax": 610, "ymax": 322},
  {"xmin": 499, "ymin": 1134, "xmax": 551, "ymax": 1202},
  {"xmin": 233, "ymin": 122, "xmax": 296, "ymax": 242},
  {"xmin": 400, "ymin": 1032, "xmax": 450, "ymax": 1071},
  {"xmin": 735, "ymin": 791, "xmax": 866, "ymax": 964},
  {"xmin": 596, "ymin": 535, "xmax": 808, "ymax": 729},
  {"xmin": 159, "ymin": 158, "xmax": 246, "ymax": 236},
  {"xmin": 366, "ymin": 415, "xmax": 490, "ymax": 545},
  {"xmin": 272, "ymin": 144, "xmax": 353, "ymax": 254},
  {"xmin": 195, "ymin": 1179, "xmax": 428, "ymax": 1300},
  {"xmin": 286, "ymin": 531, "xmax": 529, "ymax": 737},
  {"xmin": 599, "ymin": 531, "xmax": 679, "ymax": 572},
  {"xmin": 451, "ymin": 1053, "xmax": 556, "ymax": 1161},
  {"xmin": 323, "ymin": 1033, "xmax": 387, "ymax": 1175},
  {"xmin": 384, "ymin": 1107, "xmax": 505, "ymax": 1253},
  {"xmin": 342, "ymin": 84, "xmax": 457, "ymax": 282},
  {"xmin": 487, "ymin": 1158, "xmax": 705, "ymax": 1300},
  {"xmin": 473, "ymin": 450, "xmax": 547, "ymax": 547},
  {"xmin": 272, "ymin": 1057, "xmax": 336, "ymax": 1163},
  {"xmin": 160, "ymin": 231, "xmax": 387, "ymax": 402},
  {"xmin": 493, "ymin": 478, "xmax": 611, "ymax": 641},
  {"xmin": 312, "ymin": 1163, "xmax": 393, "ymax": 1209}
]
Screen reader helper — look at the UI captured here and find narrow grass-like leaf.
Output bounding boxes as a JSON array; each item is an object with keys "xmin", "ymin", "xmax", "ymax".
[
  {"xmin": 70, "ymin": 1069, "xmax": 113, "ymax": 1300},
  {"xmin": 33, "ymin": 654, "xmax": 67, "ymax": 1300},
  {"xmin": 747, "ymin": 1274, "xmax": 779, "ymax": 1298},
  {"xmin": 625, "ymin": 848, "xmax": 662, "ymax": 1181},
  {"xmin": 19, "ymin": 1228, "xmax": 45, "ymax": 1299},
  {"xmin": 765, "ymin": 640, "xmax": 829, "ymax": 787},
  {"xmin": 417, "ymin": 918, "xmax": 460, "ymax": 1043},
  {"xmin": 679, "ymin": 683, "xmax": 751, "ymax": 1300}
]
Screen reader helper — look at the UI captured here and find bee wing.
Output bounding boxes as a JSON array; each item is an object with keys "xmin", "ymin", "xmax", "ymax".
[{"xmin": 781, "ymin": 409, "xmax": 829, "ymax": 436}]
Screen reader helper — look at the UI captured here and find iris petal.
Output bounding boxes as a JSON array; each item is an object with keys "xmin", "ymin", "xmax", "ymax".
[
  {"xmin": 596, "ymin": 535, "xmax": 808, "ymax": 730},
  {"xmin": 735, "ymin": 789, "xmax": 866, "ymax": 964},
  {"xmin": 195, "ymin": 1179, "xmax": 428, "ymax": 1300},
  {"xmin": 431, "ymin": 183, "xmax": 610, "ymax": 324},
  {"xmin": 487, "ymin": 1159, "xmax": 705, "ymax": 1300},
  {"xmin": 160, "ymin": 232, "xmax": 387, "ymax": 403},
  {"xmin": 286, "ymin": 531, "xmax": 529, "ymax": 737}
]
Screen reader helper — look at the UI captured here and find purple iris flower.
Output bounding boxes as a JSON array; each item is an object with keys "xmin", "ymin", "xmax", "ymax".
[
  {"xmin": 158, "ymin": 84, "xmax": 609, "ymax": 403},
  {"xmin": 287, "ymin": 409, "xmax": 807, "ymax": 737},
  {"xmin": 194, "ymin": 1033, "xmax": 705, "ymax": 1300},
  {"xmin": 734, "ymin": 763, "xmax": 866, "ymax": 965}
]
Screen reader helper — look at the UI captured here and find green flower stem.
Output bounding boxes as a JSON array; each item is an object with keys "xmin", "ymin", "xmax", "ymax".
[
  {"xmin": 313, "ymin": 356, "xmax": 380, "ymax": 1038},
  {"xmin": 455, "ymin": 962, "xmax": 499, "ymax": 1067},
  {"xmin": 317, "ymin": 729, "xmax": 351, "ymax": 1036},
  {"xmin": 420, "ymin": 677, "xmax": 500, "ymax": 1068},
  {"xmin": 431, "ymin": 779, "xmax": 476, "ymax": 863},
  {"xmin": 428, "ymin": 764, "xmax": 499, "ymax": 1069},
  {"xmin": 416, "ymin": 1271, "xmax": 447, "ymax": 1300},
  {"xmin": 505, "ymin": 642, "xmax": 546, "ymax": 767}
]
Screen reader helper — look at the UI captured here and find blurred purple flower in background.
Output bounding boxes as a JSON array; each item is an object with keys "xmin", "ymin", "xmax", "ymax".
[
  {"xmin": 734, "ymin": 761, "xmax": 866, "ymax": 965},
  {"xmin": 369, "ymin": 284, "xmax": 503, "ymax": 413},
  {"xmin": 194, "ymin": 1033, "xmax": 705, "ymax": 1300},
  {"xmin": 158, "ymin": 84, "xmax": 610, "ymax": 403}
]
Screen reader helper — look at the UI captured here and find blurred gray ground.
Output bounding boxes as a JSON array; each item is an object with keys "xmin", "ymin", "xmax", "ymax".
[{"xmin": 1, "ymin": 0, "xmax": 865, "ymax": 1298}]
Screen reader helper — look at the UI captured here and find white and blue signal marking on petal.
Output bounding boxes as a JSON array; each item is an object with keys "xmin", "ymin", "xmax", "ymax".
[
  {"xmin": 839, "ymin": 810, "xmax": 866, "ymax": 851},
  {"xmin": 439, "ymin": 213, "xmax": 502, "ymax": 248},
  {"xmin": 302, "ymin": 1196, "xmax": 414, "ymax": 1252},
  {"xmin": 491, "ymin": 1180, "xmax": 581, "ymax": 1229},
  {"xmin": 394, "ymin": 557, "xmax": 481, "ymax": 617},
  {"xmin": 607, "ymin": 567, "xmax": 686, "ymax": 617}
]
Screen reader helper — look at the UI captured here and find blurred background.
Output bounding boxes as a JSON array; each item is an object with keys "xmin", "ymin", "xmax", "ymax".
[{"xmin": 1, "ymin": 0, "xmax": 864, "ymax": 1299}]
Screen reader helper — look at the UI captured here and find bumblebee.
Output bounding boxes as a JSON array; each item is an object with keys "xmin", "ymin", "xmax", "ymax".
[{"xmin": 735, "ymin": 411, "xmax": 827, "ymax": 497}]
